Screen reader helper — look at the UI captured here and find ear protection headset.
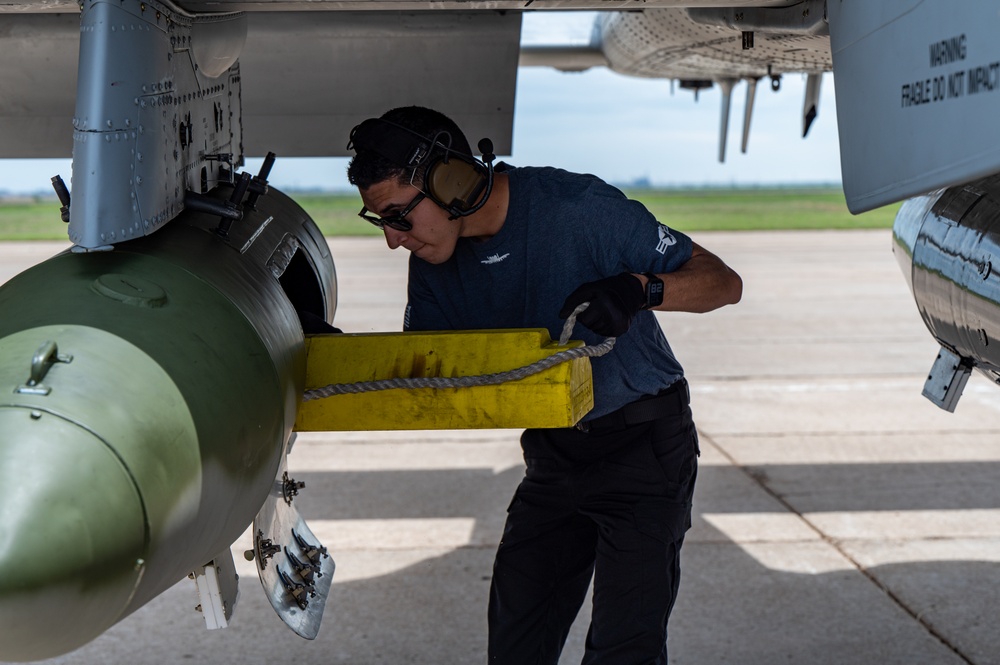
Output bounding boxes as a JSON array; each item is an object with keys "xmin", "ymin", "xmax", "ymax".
[{"xmin": 348, "ymin": 117, "xmax": 495, "ymax": 220}]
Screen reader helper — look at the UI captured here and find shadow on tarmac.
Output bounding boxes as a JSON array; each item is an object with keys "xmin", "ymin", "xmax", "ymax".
[{"xmin": 30, "ymin": 461, "xmax": 1000, "ymax": 665}]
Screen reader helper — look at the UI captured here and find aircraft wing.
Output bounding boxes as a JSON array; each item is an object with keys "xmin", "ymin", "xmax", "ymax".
[
  {"xmin": 521, "ymin": 7, "xmax": 831, "ymax": 163},
  {"xmin": 1, "ymin": 3, "xmax": 832, "ymax": 160},
  {"xmin": 0, "ymin": 11, "xmax": 523, "ymax": 158},
  {"xmin": 7, "ymin": 1, "xmax": 1000, "ymax": 216}
]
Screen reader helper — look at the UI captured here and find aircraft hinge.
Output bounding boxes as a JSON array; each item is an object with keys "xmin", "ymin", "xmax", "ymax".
[
  {"xmin": 281, "ymin": 471, "xmax": 306, "ymax": 505},
  {"xmin": 277, "ymin": 567, "xmax": 316, "ymax": 610},
  {"xmin": 15, "ymin": 341, "xmax": 72, "ymax": 396},
  {"xmin": 922, "ymin": 346, "xmax": 973, "ymax": 412},
  {"xmin": 253, "ymin": 529, "xmax": 281, "ymax": 569},
  {"xmin": 292, "ymin": 528, "xmax": 329, "ymax": 565},
  {"xmin": 284, "ymin": 546, "xmax": 321, "ymax": 584}
]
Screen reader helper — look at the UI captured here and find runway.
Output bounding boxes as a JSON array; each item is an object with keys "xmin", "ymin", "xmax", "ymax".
[{"xmin": 3, "ymin": 231, "xmax": 1000, "ymax": 665}]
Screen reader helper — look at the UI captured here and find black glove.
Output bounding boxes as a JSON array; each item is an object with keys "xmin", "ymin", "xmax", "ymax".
[{"xmin": 559, "ymin": 273, "xmax": 645, "ymax": 337}]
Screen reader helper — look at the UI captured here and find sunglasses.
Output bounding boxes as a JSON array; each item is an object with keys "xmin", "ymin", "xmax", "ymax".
[{"xmin": 358, "ymin": 191, "xmax": 425, "ymax": 231}]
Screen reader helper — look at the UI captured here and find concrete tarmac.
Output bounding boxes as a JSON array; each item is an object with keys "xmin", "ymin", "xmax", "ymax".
[{"xmin": 3, "ymin": 231, "xmax": 1000, "ymax": 665}]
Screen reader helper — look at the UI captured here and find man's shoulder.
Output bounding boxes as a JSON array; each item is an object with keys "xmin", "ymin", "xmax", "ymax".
[{"xmin": 505, "ymin": 164, "xmax": 624, "ymax": 202}]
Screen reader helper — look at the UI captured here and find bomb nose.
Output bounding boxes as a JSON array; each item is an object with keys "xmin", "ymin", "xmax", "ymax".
[{"xmin": 0, "ymin": 407, "xmax": 147, "ymax": 662}]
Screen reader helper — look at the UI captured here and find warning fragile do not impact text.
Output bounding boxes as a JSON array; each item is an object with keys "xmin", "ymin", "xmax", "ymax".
[{"xmin": 901, "ymin": 34, "xmax": 1000, "ymax": 108}]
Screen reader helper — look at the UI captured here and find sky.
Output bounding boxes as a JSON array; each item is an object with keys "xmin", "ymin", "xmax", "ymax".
[{"xmin": 0, "ymin": 12, "xmax": 842, "ymax": 195}]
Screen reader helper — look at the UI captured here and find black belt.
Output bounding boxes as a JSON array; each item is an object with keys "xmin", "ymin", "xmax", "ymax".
[{"xmin": 577, "ymin": 378, "xmax": 690, "ymax": 432}]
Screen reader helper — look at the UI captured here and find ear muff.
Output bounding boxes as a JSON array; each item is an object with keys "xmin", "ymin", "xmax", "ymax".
[
  {"xmin": 349, "ymin": 117, "xmax": 494, "ymax": 219},
  {"xmin": 425, "ymin": 156, "xmax": 488, "ymax": 217}
]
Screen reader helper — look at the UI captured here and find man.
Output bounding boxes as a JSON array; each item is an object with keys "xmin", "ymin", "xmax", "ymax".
[{"xmin": 347, "ymin": 106, "xmax": 742, "ymax": 664}]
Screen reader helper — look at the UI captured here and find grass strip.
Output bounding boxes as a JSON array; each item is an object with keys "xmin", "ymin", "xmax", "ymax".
[{"xmin": 0, "ymin": 187, "xmax": 900, "ymax": 241}]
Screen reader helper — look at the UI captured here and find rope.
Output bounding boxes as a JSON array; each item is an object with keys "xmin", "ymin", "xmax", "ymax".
[{"xmin": 302, "ymin": 302, "xmax": 613, "ymax": 401}]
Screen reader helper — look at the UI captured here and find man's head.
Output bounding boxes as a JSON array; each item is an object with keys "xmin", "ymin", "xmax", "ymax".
[
  {"xmin": 346, "ymin": 106, "xmax": 502, "ymax": 265},
  {"xmin": 346, "ymin": 107, "xmax": 468, "ymax": 264},
  {"xmin": 347, "ymin": 106, "xmax": 474, "ymax": 191},
  {"xmin": 348, "ymin": 107, "xmax": 492, "ymax": 222}
]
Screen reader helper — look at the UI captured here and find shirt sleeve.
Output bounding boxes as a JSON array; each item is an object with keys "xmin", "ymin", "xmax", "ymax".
[{"xmin": 581, "ymin": 184, "xmax": 693, "ymax": 275}]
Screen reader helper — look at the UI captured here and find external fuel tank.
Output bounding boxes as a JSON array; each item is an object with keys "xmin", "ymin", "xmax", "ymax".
[
  {"xmin": 893, "ymin": 173, "xmax": 1000, "ymax": 406},
  {"xmin": 0, "ymin": 183, "xmax": 335, "ymax": 661}
]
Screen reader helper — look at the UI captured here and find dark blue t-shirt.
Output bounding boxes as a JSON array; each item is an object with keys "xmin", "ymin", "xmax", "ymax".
[{"xmin": 404, "ymin": 165, "xmax": 693, "ymax": 420}]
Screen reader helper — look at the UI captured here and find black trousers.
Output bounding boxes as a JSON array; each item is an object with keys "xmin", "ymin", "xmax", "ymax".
[{"xmin": 488, "ymin": 385, "xmax": 699, "ymax": 665}]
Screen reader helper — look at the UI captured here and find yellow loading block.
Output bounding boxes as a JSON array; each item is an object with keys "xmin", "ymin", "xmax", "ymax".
[{"xmin": 295, "ymin": 328, "xmax": 601, "ymax": 431}]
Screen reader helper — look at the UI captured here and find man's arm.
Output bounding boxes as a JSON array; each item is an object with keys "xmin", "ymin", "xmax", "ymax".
[
  {"xmin": 634, "ymin": 241, "xmax": 742, "ymax": 314},
  {"xmin": 559, "ymin": 241, "xmax": 742, "ymax": 337}
]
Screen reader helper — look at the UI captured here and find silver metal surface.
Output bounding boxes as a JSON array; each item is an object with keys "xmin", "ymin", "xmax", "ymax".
[
  {"xmin": 716, "ymin": 78, "xmax": 735, "ymax": 163},
  {"xmin": 921, "ymin": 347, "xmax": 972, "ymax": 412},
  {"xmin": 239, "ymin": 12, "xmax": 521, "ymax": 157},
  {"xmin": 252, "ymin": 450, "xmax": 335, "ymax": 640},
  {"xmin": 598, "ymin": 9, "xmax": 831, "ymax": 81},
  {"xmin": 893, "ymin": 173, "xmax": 1000, "ymax": 399},
  {"xmin": 740, "ymin": 76, "xmax": 757, "ymax": 154},
  {"xmin": 0, "ymin": 11, "xmax": 521, "ymax": 160},
  {"xmin": 0, "ymin": 14, "xmax": 79, "ymax": 157},
  {"xmin": 829, "ymin": 0, "xmax": 1000, "ymax": 212},
  {"xmin": 69, "ymin": 0, "xmax": 245, "ymax": 248},
  {"xmin": 518, "ymin": 45, "xmax": 608, "ymax": 71},
  {"xmin": 685, "ymin": 0, "xmax": 828, "ymax": 35},
  {"xmin": 0, "ymin": 0, "xmax": 803, "ymax": 12}
]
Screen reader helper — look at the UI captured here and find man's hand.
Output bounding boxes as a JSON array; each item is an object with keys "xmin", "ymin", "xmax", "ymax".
[{"xmin": 559, "ymin": 273, "xmax": 645, "ymax": 337}]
